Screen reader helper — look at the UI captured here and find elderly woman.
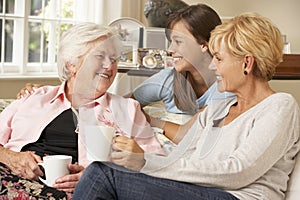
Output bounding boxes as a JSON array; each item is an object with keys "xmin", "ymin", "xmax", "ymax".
[
  {"xmin": 0, "ymin": 23, "xmax": 163, "ymax": 199},
  {"xmin": 73, "ymin": 13, "xmax": 300, "ymax": 200}
]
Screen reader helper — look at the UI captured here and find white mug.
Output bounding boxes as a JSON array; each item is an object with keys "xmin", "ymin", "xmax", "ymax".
[
  {"xmin": 84, "ymin": 125, "xmax": 115, "ymax": 161},
  {"xmin": 38, "ymin": 155, "xmax": 72, "ymax": 186}
]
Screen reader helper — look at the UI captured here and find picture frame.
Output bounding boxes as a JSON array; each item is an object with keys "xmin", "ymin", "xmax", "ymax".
[{"xmin": 109, "ymin": 17, "xmax": 144, "ymax": 67}]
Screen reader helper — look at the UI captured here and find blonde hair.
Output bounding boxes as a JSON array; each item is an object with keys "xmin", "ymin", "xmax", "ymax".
[
  {"xmin": 57, "ymin": 23, "xmax": 116, "ymax": 82},
  {"xmin": 209, "ymin": 12, "xmax": 283, "ymax": 81}
]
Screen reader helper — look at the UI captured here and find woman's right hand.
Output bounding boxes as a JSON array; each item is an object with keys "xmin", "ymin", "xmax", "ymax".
[
  {"xmin": 111, "ymin": 136, "xmax": 146, "ymax": 171},
  {"xmin": 5, "ymin": 150, "xmax": 44, "ymax": 180},
  {"xmin": 16, "ymin": 83, "xmax": 43, "ymax": 99}
]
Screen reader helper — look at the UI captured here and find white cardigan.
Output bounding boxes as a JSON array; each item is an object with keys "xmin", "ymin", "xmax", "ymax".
[{"xmin": 142, "ymin": 93, "xmax": 300, "ymax": 200}]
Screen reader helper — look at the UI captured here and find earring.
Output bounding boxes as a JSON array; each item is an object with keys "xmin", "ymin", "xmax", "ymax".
[
  {"xmin": 71, "ymin": 70, "xmax": 76, "ymax": 77},
  {"xmin": 244, "ymin": 70, "xmax": 248, "ymax": 75},
  {"xmin": 200, "ymin": 45, "xmax": 208, "ymax": 52}
]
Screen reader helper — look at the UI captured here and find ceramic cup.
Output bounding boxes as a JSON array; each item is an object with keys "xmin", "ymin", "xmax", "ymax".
[
  {"xmin": 84, "ymin": 125, "xmax": 115, "ymax": 161},
  {"xmin": 38, "ymin": 155, "xmax": 72, "ymax": 186}
]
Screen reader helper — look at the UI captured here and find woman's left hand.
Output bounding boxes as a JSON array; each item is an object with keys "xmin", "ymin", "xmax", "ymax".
[
  {"xmin": 111, "ymin": 136, "xmax": 146, "ymax": 171},
  {"xmin": 52, "ymin": 163, "xmax": 85, "ymax": 193}
]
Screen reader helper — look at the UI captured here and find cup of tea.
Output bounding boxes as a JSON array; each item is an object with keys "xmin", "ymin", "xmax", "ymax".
[
  {"xmin": 38, "ymin": 155, "xmax": 72, "ymax": 186},
  {"xmin": 84, "ymin": 125, "xmax": 115, "ymax": 161}
]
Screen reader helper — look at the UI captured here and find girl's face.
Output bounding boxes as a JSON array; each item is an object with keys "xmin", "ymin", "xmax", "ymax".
[
  {"xmin": 73, "ymin": 36, "xmax": 119, "ymax": 105},
  {"xmin": 167, "ymin": 20, "xmax": 202, "ymax": 73},
  {"xmin": 209, "ymin": 42, "xmax": 245, "ymax": 93}
]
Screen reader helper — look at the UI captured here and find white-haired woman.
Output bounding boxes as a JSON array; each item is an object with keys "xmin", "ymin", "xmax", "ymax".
[{"xmin": 0, "ymin": 22, "xmax": 163, "ymax": 199}]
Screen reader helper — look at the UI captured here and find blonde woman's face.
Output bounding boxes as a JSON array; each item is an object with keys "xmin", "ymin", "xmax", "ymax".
[
  {"xmin": 210, "ymin": 43, "xmax": 245, "ymax": 93},
  {"xmin": 167, "ymin": 21, "xmax": 200, "ymax": 73},
  {"xmin": 73, "ymin": 36, "xmax": 119, "ymax": 106}
]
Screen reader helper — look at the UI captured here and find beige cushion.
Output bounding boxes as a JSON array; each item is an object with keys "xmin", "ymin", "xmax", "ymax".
[{"xmin": 285, "ymin": 152, "xmax": 300, "ymax": 200}]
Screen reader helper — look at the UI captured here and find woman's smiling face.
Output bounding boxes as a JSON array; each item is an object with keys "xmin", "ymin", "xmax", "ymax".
[
  {"xmin": 210, "ymin": 42, "xmax": 245, "ymax": 93},
  {"xmin": 167, "ymin": 20, "xmax": 201, "ymax": 73},
  {"xmin": 73, "ymin": 36, "xmax": 119, "ymax": 105}
]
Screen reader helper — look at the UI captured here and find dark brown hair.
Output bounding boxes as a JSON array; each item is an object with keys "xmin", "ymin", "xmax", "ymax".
[
  {"xmin": 166, "ymin": 4, "xmax": 221, "ymax": 114},
  {"xmin": 166, "ymin": 4, "xmax": 221, "ymax": 46}
]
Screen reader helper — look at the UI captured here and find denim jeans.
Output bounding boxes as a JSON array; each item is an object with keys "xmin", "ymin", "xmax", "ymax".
[{"xmin": 73, "ymin": 162, "xmax": 239, "ymax": 200}]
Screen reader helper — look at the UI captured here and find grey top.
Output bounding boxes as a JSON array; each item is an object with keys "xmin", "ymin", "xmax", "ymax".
[{"xmin": 142, "ymin": 93, "xmax": 300, "ymax": 200}]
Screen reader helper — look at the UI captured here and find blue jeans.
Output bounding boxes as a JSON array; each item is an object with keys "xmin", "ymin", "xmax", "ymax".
[{"xmin": 73, "ymin": 162, "xmax": 239, "ymax": 200}]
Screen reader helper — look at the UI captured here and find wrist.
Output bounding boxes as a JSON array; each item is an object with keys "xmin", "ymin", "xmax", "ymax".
[{"xmin": 149, "ymin": 116, "xmax": 165, "ymax": 129}]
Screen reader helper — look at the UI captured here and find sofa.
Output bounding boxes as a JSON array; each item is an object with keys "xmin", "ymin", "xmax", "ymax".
[
  {"xmin": 0, "ymin": 78, "xmax": 299, "ymax": 199},
  {"xmin": 269, "ymin": 80, "xmax": 300, "ymax": 200}
]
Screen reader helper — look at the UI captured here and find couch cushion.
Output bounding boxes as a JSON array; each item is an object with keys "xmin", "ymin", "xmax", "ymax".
[
  {"xmin": 0, "ymin": 99, "xmax": 14, "ymax": 113},
  {"xmin": 285, "ymin": 152, "xmax": 300, "ymax": 200}
]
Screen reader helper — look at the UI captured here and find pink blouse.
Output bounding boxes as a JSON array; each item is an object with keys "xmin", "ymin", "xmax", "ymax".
[{"xmin": 0, "ymin": 82, "xmax": 164, "ymax": 167}]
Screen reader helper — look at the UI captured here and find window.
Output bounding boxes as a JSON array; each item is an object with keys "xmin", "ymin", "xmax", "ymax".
[{"xmin": 0, "ymin": 0, "xmax": 109, "ymax": 77}]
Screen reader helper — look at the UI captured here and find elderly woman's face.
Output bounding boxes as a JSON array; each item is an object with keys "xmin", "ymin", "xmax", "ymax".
[{"xmin": 73, "ymin": 36, "xmax": 119, "ymax": 105}]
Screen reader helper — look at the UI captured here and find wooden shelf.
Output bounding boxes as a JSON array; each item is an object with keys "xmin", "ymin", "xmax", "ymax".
[
  {"xmin": 274, "ymin": 54, "xmax": 300, "ymax": 79},
  {"xmin": 119, "ymin": 54, "xmax": 300, "ymax": 79}
]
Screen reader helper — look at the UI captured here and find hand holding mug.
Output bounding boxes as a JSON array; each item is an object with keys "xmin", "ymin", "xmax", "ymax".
[
  {"xmin": 111, "ymin": 135, "xmax": 145, "ymax": 171},
  {"xmin": 38, "ymin": 155, "xmax": 72, "ymax": 186},
  {"xmin": 53, "ymin": 163, "xmax": 85, "ymax": 193},
  {"xmin": 84, "ymin": 125, "xmax": 115, "ymax": 161},
  {"xmin": 4, "ymin": 150, "xmax": 43, "ymax": 180}
]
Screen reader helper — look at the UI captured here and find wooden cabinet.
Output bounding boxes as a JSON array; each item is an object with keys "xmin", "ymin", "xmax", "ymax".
[
  {"xmin": 274, "ymin": 54, "xmax": 300, "ymax": 79},
  {"xmin": 119, "ymin": 54, "xmax": 300, "ymax": 79}
]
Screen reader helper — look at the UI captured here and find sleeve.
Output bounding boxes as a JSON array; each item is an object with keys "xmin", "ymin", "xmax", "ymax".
[
  {"xmin": 133, "ymin": 68, "xmax": 174, "ymax": 105},
  {"xmin": 111, "ymin": 96, "xmax": 165, "ymax": 155},
  {"xmin": 0, "ymin": 98, "xmax": 25, "ymax": 145},
  {"xmin": 142, "ymin": 95, "xmax": 300, "ymax": 189}
]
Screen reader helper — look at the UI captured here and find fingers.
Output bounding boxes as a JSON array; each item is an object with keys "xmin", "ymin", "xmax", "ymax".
[
  {"xmin": 110, "ymin": 151, "xmax": 130, "ymax": 167},
  {"xmin": 24, "ymin": 163, "xmax": 40, "ymax": 180},
  {"xmin": 53, "ymin": 180, "xmax": 77, "ymax": 193},
  {"xmin": 32, "ymin": 152, "xmax": 43, "ymax": 163},
  {"xmin": 16, "ymin": 88, "xmax": 30, "ymax": 99},
  {"xmin": 113, "ymin": 136, "xmax": 134, "ymax": 150},
  {"xmin": 111, "ymin": 151, "xmax": 145, "ymax": 171},
  {"xmin": 16, "ymin": 83, "xmax": 42, "ymax": 99},
  {"xmin": 111, "ymin": 150, "xmax": 128, "ymax": 160},
  {"xmin": 68, "ymin": 163, "xmax": 85, "ymax": 174},
  {"xmin": 112, "ymin": 142, "xmax": 128, "ymax": 152},
  {"xmin": 55, "ymin": 173, "xmax": 81, "ymax": 183},
  {"xmin": 25, "ymin": 83, "xmax": 41, "ymax": 93},
  {"xmin": 11, "ymin": 152, "xmax": 43, "ymax": 180},
  {"xmin": 53, "ymin": 173, "xmax": 82, "ymax": 193},
  {"xmin": 113, "ymin": 136, "xmax": 144, "ymax": 154},
  {"xmin": 111, "ymin": 135, "xmax": 146, "ymax": 171},
  {"xmin": 113, "ymin": 135, "xmax": 129, "ymax": 143}
]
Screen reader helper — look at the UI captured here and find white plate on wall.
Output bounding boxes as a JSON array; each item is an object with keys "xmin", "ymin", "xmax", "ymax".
[
  {"xmin": 109, "ymin": 18, "xmax": 145, "ymax": 66},
  {"xmin": 109, "ymin": 17, "xmax": 144, "ymax": 42}
]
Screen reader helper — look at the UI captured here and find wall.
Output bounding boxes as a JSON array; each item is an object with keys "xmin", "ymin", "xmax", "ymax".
[
  {"xmin": 0, "ymin": 77, "xmax": 60, "ymax": 99},
  {"xmin": 184, "ymin": 0, "xmax": 300, "ymax": 54},
  {"xmin": 270, "ymin": 80, "xmax": 300, "ymax": 106},
  {"xmin": 1, "ymin": 1, "xmax": 299, "ymax": 99}
]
